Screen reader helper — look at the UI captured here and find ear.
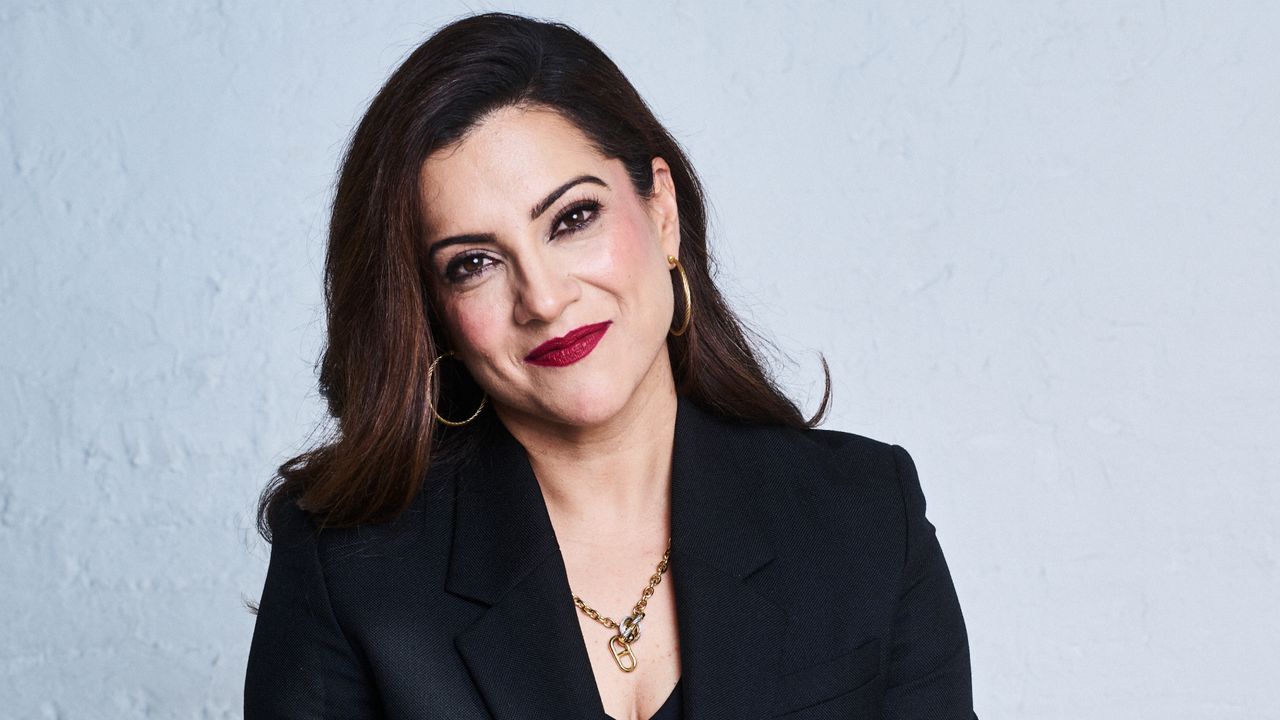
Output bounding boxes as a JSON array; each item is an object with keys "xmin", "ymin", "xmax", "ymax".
[{"xmin": 648, "ymin": 156, "xmax": 681, "ymax": 260}]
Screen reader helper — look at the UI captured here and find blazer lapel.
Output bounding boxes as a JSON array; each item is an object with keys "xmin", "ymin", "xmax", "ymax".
[
  {"xmin": 447, "ymin": 420, "xmax": 604, "ymax": 719},
  {"xmin": 669, "ymin": 397, "xmax": 789, "ymax": 719},
  {"xmin": 445, "ymin": 397, "xmax": 791, "ymax": 719}
]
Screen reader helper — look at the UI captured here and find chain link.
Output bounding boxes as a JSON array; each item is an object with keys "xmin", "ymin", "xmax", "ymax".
[{"xmin": 572, "ymin": 539, "xmax": 671, "ymax": 631}]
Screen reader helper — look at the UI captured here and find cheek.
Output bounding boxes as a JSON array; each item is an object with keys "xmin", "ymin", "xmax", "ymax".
[
  {"xmin": 581, "ymin": 208, "xmax": 668, "ymax": 303},
  {"xmin": 440, "ymin": 295, "xmax": 506, "ymax": 364}
]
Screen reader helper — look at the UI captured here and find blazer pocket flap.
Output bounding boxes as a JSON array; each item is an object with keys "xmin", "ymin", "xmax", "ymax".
[{"xmin": 773, "ymin": 637, "xmax": 881, "ymax": 715}]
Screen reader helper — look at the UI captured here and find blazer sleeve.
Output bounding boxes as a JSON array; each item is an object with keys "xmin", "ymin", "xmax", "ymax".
[
  {"xmin": 244, "ymin": 498, "xmax": 381, "ymax": 719},
  {"xmin": 882, "ymin": 444, "xmax": 978, "ymax": 720}
]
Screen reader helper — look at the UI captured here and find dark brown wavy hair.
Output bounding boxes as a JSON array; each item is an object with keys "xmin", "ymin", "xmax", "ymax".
[{"xmin": 256, "ymin": 11, "xmax": 830, "ymax": 539}]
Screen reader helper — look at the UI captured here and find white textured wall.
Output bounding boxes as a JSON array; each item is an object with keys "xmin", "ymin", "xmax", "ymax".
[{"xmin": 3, "ymin": 1, "xmax": 1277, "ymax": 717}]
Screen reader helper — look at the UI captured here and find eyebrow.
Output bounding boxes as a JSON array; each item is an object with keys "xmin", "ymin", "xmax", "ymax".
[
  {"xmin": 427, "ymin": 174, "xmax": 609, "ymax": 259},
  {"xmin": 529, "ymin": 174, "xmax": 608, "ymax": 221}
]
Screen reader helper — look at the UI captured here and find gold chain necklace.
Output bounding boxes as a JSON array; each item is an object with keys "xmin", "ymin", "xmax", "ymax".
[{"xmin": 571, "ymin": 539, "xmax": 672, "ymax": 672}]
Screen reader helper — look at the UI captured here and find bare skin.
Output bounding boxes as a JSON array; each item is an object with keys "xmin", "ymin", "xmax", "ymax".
[
  {"xmin": 420, "ymin": 104, "xmax": 683, "ymax": 720},
  {"xmin": 524, "ymin": 360, "xmax": 681, "ymax": 720}
]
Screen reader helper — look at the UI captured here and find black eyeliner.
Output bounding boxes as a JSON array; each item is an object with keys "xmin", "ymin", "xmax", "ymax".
[{"xmin": 549, "ymin": 195, "xmax": 603, "ymax": 238}]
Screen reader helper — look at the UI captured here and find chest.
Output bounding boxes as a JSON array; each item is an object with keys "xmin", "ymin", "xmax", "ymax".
[{"xmin": 575, "ymin": 575, "xmax": 681, "ymax": 720}]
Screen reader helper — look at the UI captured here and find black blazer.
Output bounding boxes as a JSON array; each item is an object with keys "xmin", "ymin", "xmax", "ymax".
[{"xmin": 245, "ymin": 395, "xmax": 977, "ymax": 719}]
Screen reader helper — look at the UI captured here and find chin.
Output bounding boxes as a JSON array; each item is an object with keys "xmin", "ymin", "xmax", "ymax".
[
  {"xmin": 502, "ymin": 334, "xmax": 671, "ymax": 430},
  {"xmin": 542, "ymin": 379, "xmax": 634, "ymax": 428}
]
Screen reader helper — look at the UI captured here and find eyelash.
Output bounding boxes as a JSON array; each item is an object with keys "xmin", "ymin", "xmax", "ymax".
[
  {"xmin": 552, "ymin": 195, "xmax": 603, "ymax": 237},
  {"xmin": 442, "ymin": 196, "xmax": 604, "ymax": 284}
]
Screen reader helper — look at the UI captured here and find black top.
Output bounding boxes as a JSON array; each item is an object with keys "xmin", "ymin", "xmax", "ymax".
[
  {"xmin": 603, "ymin": 679, "xmax": 682, "ymax": 720},
  {"xmin": 245, "ymin": 395, "xmax": 977, "ymax": 718}
]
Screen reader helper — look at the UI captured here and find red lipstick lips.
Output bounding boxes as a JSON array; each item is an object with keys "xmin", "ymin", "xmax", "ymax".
[{"xmin": 524, "ymin": 321, "xmax": 612, "ymax": 367}]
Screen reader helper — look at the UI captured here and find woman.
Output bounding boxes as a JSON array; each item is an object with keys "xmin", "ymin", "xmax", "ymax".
[{"xmin": 244, "ymin": 11, "xmax": 976, "ymax": 720}]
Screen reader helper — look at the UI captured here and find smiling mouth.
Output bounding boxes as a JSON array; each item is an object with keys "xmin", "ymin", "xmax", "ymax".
[{"xmin": 524, "ymin": 321, "xmax": 613, "ymax": 367}]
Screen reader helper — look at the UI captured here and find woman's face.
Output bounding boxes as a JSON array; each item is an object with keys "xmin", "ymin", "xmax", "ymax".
[{"xmin": 419, "ymin": 105, "xmax": 681, "ymax": 431}]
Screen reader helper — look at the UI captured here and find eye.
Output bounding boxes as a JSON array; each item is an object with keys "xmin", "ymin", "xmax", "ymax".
[
  {"xmin": 551, "ymin": 198, "xmax": 602, "ymax": 238},
  {"xmin": 443, "ymin": 252, "xmax": 497, "ymax": 284}
]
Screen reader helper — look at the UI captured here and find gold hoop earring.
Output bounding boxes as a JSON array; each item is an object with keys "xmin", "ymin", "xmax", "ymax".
[
  {"xmin": 668, "ymin": 254, "xmax": 692, "ymax": 337},
  {"xmin": 426, "ymin": 351, "xmax": 487, "ymax": 427}
]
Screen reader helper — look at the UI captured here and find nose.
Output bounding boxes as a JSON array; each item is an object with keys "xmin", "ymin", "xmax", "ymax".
[{"xmin": 511, "ymin": 251, "xmax": 580, "ymax": 326}]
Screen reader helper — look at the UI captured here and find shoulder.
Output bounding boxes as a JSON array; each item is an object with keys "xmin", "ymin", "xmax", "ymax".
[
  {"xmin": 718, "ymin": 419, "xmax": 928, "ymax": 564},
  {"xmin": 797, "ymin": 425, "xmax": 930, "ymax": 538},
  {"xmin": 260, "ymin": 474, "xmax": 464, "ymax": 647},
  {"xmin": 262, "ymin": 472, "xmax": 458, "ymax": 601},
  {"xmin": 804, "ymin": 425, "xmax": 904, "ymax": 474},
  {"xmin": 803, "ymin": 427, "xmax": 923, "ymax": 504},
  {"xmin": 689, "ymin": 407, "xmax": 927, "ymax": 554},
  {"xmin": 719, "ymin": 421, "xmax": 935, "ymax": 633},
  {"xmin": 721, "ymin": 417, "xmax": 915, "ymax": 503}
]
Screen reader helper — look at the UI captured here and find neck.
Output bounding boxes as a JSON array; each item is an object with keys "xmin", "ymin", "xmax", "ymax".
[{"xmin": 493, "ymin": 356, "xmax": 679, "ymax": 547}]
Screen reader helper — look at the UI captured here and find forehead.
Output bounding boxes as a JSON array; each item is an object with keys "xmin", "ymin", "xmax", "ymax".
[{"xmin": 419, "ymin": 106, "xmax": 609, "ymax": 231}]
